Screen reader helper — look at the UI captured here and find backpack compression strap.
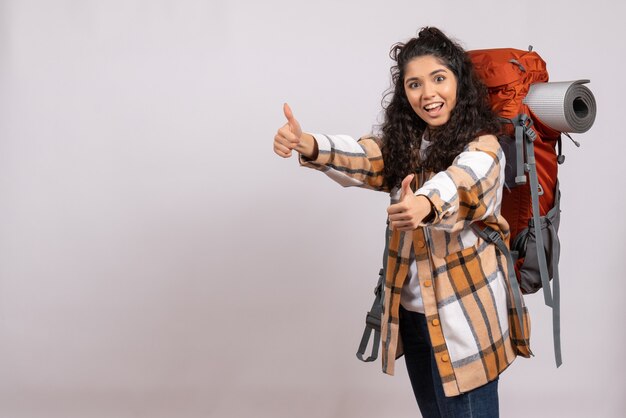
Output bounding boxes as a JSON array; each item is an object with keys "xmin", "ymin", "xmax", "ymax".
[
  {"xmin": 518, "ymin": 114, "xmax": 562, "ymax": 366},
  {"xmin": 551, "ymin": 196, "xmax": 562, "ymax": 366},
  {"xmin": 356, "ymin": 224, "xmax": 390, "ymax": 362},
  {"xmin": 501, "ymin": 114, "xmax": 562, "ymax": 366},
  {"xmin": 510, "ymin": 116, "xmax": 528, "ymax": 186},
  {"xmin": 545, "ymin": 187, "xmax": 563, "ymax": 366},
  {"xmin": 520, "ymin": 114, "xmax": 554, "ymax": 308}
]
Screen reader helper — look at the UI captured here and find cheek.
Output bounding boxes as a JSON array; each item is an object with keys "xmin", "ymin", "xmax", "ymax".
[
  {"xmin": 404, "ymin": 90, "xmax": 413, "ymax": 103},
  {"xmin": 447, "ymin": 83, "xmax": 458, "ymax": 105},
  {"xmin": 405, "ymin": 94, "xmax": 417, "ymax": 109},
  {"xmin": 448, "ymin": 93, "xmax": 457, "ymax": 108},
  {"xmin": 406, "ymin": 98, "xmax": 422, "ymax": 116}
]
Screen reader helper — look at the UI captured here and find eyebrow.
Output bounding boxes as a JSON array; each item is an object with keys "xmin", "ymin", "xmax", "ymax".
[{"xmin": 405, "ymin": 68, "xmax": 448, "ymax": 84}]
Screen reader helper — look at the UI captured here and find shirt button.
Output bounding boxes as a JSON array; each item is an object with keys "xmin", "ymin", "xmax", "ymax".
[
  {"xmin": 416, "ymin": 240, "xmax": 425, "ymax": 248},
  {"xmin": 424, "ymin": 280, "xmax": 432, "ymax": 287},
  {"xmin": 441, "ymin": 354, "xmax": 450, "ymax": 362},
  {"xmin": 432, "ymin": 319, "xmax": 440, "ymax": 326}
]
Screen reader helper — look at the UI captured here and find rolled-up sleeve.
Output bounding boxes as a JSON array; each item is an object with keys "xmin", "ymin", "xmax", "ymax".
[
  {"xmin": 415, "ymin": 135, "xmax": 505, "ymax": 232},
  {"xmin": 299, "ymin": 133, "xmax": 387, "ymax": 191}
]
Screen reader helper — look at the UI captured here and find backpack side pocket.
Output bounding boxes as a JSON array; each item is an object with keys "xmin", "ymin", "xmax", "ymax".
[{"xmin": 511, "ymin": 188, "xmax": 561, "ymax": 294}]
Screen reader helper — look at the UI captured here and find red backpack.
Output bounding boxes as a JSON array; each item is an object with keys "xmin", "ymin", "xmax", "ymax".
[{"xmin": 468, "ymin": 47, "xmax": 564, "ymax": 366}]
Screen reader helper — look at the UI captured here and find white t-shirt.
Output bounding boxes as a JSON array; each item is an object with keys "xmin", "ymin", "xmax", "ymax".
[{"xmin": 400, "ymin": 136, "xmax": 432, "ymax": 314}]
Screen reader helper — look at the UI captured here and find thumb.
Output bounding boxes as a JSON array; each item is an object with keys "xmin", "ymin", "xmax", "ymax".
[
  {"xmin": 283, "ymin": 103, "xmax": 296, "ymax": 126},
  {"xmin": 283, "ymin": 102, "xmax": 302, "ymax": 137},
  {"xmin": 400, "ymin": 174, "xmax": 415, "ymax": 200}
]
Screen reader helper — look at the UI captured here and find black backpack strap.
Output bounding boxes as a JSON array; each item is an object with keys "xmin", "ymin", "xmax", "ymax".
[
  {"xmin": 356, "ymin": 270, "xmax": 384, "ymax": 362},
  {"xmin": 356, "ymin": 224, "xmax": 390, "ymax": 362}
]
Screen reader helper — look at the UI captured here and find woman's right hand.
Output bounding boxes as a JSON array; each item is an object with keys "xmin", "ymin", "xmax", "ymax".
[{"xmin": 274, "ymin": 103, "xmax": 303, "ymax": 158}]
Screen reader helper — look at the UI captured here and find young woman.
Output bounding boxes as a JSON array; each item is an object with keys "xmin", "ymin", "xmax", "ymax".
[{"xmin": 273, "ymin": 27, "xmax": 530, "ymax": 418}]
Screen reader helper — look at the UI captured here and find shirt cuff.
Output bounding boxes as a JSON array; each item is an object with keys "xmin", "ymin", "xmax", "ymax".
[
  {"xmin": 298, "ymin": 133, "xmax": 332, "ymax": 167},
  {"xmin": 416, "ymin": 191, "xmax": 446, "ymax": 226}
]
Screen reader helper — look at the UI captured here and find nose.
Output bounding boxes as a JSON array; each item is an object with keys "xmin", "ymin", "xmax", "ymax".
[{"xmin": 422, "ymin": 81, "xmax": 435, "ymax": 98}]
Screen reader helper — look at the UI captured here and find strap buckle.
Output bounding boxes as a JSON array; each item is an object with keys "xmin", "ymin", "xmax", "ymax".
[
  {"xmin": 365, "ymin": 311, "xmax": 381, "ymax": 330},
  {"xmin": 487, "ymin": 229, "xmax": 502, "ymax": 243},
  {"xmin": 518, "ymin": 114, "xmax": 536, "ymax": 142}
]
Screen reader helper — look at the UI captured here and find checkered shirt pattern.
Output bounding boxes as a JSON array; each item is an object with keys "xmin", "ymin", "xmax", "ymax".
[{"xmin": 300, "ymin": 133, "xmax": 531, "ymax": 397}]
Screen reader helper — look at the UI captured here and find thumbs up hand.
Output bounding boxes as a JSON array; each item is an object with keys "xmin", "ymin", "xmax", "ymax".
[
  {"xmin": 400, "ymin": 174, "xmax": 415, "ymax": 201},
  {"xmin": 387, "ymin": 174, "xmax": 434, "ymax": 231},
  {"xmin": 274, "ymin": 103, "xmax": 303, "ymax": 158}
]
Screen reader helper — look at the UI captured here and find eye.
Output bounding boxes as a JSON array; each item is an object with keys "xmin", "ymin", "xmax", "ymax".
[
  {"xmin": 435, "ymin": 75, "xmax": 446, "ymax": 83},
  {"xmin": 408, "ymin": 81, "xmax": 421, "ymax": 89}
]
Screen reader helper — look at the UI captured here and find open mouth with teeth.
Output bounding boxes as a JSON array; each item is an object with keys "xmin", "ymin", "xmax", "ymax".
[{"xmin": 423, "ymin": 102, "xmax": 444, "ymax": 114}]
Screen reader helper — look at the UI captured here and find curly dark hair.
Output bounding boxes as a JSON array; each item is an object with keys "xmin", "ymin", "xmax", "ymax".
[{"xmin": 380, "ymin": 27, "xmax": 500, "ymax": 189}]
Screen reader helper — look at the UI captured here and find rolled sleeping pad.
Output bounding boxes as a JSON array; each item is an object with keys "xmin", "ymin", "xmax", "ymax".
[{"xmin": 523, "ymin": 79, "xmax": 597, "ymax": 133}]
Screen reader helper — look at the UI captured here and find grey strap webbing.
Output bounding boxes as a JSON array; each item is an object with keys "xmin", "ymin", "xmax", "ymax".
[
  {"xmin": 471, "ymin": 225, "xmax": 526, "ymax": 342},
  {"xmin": 356, "ymin": 224, "xmax": 390, "ymax": 362},
  {"xmin": 515, "ymin": 124, "xmax": 527, "ymax": 185},
  {"xmin": 511, "ymin": 114, "xmax": 562, "ymax": 366},
  {"xmin": 524, "ymin": 127, "xmax": 554, "ymax": 308},
  {"xmin": 355, "ymin": 282, "xmax": 383, "ymax": 362},
  {"xmin": 546, "ymin": 189, "xmax": 562, "ymax": 366},
  {"xmin": 499, "ymin": 116, "xmax": 526, "ymax": 186}
]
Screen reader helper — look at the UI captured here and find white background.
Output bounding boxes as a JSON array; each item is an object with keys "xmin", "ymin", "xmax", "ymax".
[{"xmin": 1, "ymin": 0, "xmax": 624, "ymax": 417}]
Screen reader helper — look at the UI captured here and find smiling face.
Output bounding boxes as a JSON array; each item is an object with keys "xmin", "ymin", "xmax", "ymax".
[{"xmin": 404, "ymin": 55, "xmax": 458, "ymax": 129}]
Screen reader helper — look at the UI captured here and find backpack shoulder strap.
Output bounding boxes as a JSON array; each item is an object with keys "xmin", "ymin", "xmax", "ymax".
[
  {"xmin": 471, "ymin": 224, "xmax": 526, "ymax": 343},
  {"xmin": 356, "ymin": 223, "xmax": 390, "ymax": 362}
]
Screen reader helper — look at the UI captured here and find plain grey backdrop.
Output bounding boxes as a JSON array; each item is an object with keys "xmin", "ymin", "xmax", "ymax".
[{"xmin": 1, "ymin": 0, "xmax": 624, "ymax": 417}]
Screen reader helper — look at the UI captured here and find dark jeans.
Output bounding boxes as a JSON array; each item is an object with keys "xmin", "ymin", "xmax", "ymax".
[{"xmin": 399, "ymin": 306, "xmax": 499, "ymax": 418}]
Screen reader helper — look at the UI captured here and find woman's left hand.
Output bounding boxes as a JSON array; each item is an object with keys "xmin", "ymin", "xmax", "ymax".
[{"xmin": 387, "ymin": 174, "xmax": 433, "ymax": 231}]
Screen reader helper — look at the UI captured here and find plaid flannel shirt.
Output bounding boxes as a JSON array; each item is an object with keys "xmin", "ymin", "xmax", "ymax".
[{"xmin": 300, "ymin": 133, "xmax": 531, "ymax": 397}]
